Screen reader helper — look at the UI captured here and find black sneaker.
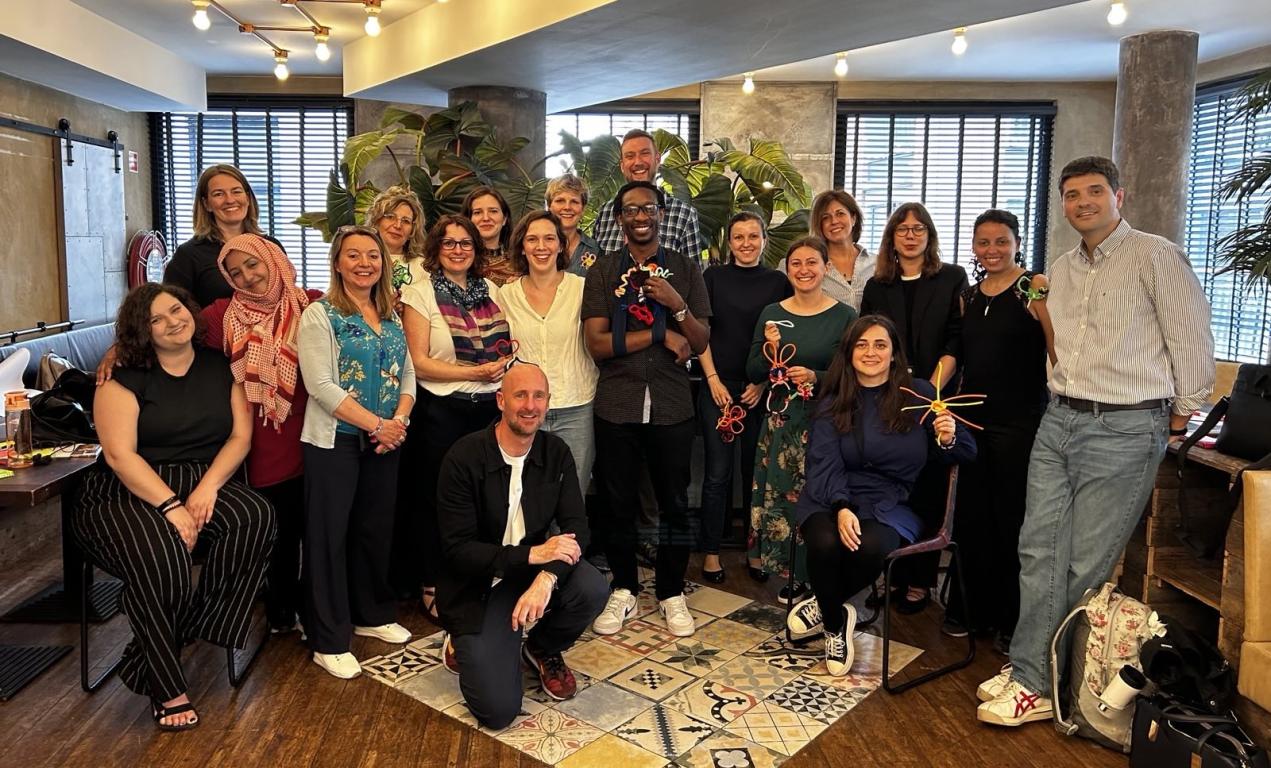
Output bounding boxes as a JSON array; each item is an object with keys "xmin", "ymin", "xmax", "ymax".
[
  {"xmin": 824, "ymin": 603, "xmax": 857, "ymax": 676},
  {"xmin": 786, "ymin": 597, "xmax": 824, "ymax": 640},
  {"xmin": 941, "ymin": 616, "xmax": 970, "ymax": 638},
  {"xmin": 777, "ymin": 582, "xmax": 810, "ymax": 605}
]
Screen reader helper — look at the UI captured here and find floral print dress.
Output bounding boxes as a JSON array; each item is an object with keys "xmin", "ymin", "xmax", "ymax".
[
  {"xmin": 320, "ymin": 299, "xmax": 410, "ymax": 435},
  {"xmin": 746, "ymin": 301, "xmax": 856, "ymax": 581}
]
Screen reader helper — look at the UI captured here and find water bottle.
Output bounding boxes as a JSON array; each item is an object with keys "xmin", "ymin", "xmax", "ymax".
[{"xmin": 4, "ymin": 391, "xmax": 34, "ymax": 469}]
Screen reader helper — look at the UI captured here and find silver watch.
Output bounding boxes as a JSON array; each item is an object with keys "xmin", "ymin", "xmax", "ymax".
[
  {"xmin": 393, "ymin": 414, "xmax": 410, "ymax": 428},
  {"xmin": 673, "ymin": 305, "xmax": 688, "ymax": 322}
]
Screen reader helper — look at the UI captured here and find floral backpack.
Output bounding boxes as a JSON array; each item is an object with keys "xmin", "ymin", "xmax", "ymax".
[{"xmin": 1050, "ymin": 582, "xmax": 1167, "ymax": 752}]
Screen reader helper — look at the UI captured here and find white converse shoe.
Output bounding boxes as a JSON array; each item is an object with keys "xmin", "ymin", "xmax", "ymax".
[
  {"xmin": 977, "ymin": 663, "xmax": 1013, "ymax": 702},
  {"xmin": 659, "ymin": 595, "xmax": 696, "ymax": 637},
  {"xmin": 824, "ymin": 603, "xmax": 857, "ymax": 676},
  {"xmin": 353, "ymin": 622, "xmax": 411, "ymax": 643},
  {"xmin": 313, "ymin": 651, "xmax": 361, "ymax": 679},
  {"xmin": 977, "ymin": 679, "xmax": 1053, "ymax": 726},
  {"xmin": 593, "ymin": 588, "xmax": 638, "ymax": 635},
  {"xmin": 786, "ymin": 597, "xmax": 824, "ymax": 640}
]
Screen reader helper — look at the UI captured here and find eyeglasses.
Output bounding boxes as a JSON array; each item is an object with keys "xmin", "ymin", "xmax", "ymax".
[
  {"xmin": 440, "ymin": 238, "xmax": 476, "ymax": 252},
  {"xmin": 620, "ymin": 204, "xmax": 661, "ymax": 219},
  {"xmin": 895, "ymin": 225, "xmax": 928, "ymax": 236},
  {"xmin": 380, "ymin": 212, "xmax": 415, "ymax": 228}
]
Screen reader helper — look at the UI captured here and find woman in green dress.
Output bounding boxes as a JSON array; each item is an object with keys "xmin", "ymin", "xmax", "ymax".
[{"xmin": 747, "ymin": 236, "xmax": 857, "ymax": 603}]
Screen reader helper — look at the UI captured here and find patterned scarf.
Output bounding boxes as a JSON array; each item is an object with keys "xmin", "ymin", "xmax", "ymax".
[
  {"xmin": 432, "ymin": 271, "xmax": 510, "ymax": 364},
  {"xmin": 218, "ymin": 234, "xmax": 311, "ymax": 430}
]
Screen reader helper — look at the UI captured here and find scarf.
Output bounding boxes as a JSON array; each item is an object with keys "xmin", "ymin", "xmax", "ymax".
[
  {"xmin": 218, "ymin": 234, "xmax": 310, "ymax": 430},
  {"xmin": 431, "ymin": 271, "xmax": 510, "ymax": 364}
]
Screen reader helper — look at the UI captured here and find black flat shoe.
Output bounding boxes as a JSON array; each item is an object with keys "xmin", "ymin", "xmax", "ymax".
[
  {"xmin": 152, "ymin": 699, "xmax": 199, "ymax": 732},
  {"xmin": 702, "ymin": 568, "xmax": 726, "ymax": 584},
  {"xmin": 747, "ymin": 566, "xmax": 769, "ymax": 583}
]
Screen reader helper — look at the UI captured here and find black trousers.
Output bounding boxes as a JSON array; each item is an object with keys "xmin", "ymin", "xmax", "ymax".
[
  {"xmin": 945, "ymin": 422, "xmax": 1038, "ymax": 635},
  {"xmin": 257, "ymin": 476, "xmax": 304, "ymax": 628},
  {"xmin": 73, "ymin": 463, "xmax": 275, "ymax": 701},
  {"xmin": 303, "ymin": 434, "xmax": 400, "ymax": 654},
  {"xmin": 453, "ymin": 562, "xmax": 608, "ymax": 729},
  {"xmin": 399, "ymin": 389, "xmax": 499, "ymax": 589},
  {"xmin": 697, "ymin": 380, "xmax": 762, "ymax": 555},
  {"xmin": 593, "ymin": 417, "xmax": 697, "ymax": 600},
  {"xmin": 802, "ymin": 511, "xmax": 904, "ymax": 633}
]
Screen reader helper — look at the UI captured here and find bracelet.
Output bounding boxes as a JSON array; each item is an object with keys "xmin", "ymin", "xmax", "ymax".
[
  {"xmin": 1169, "ymin": 427, "xmax": 1187, "ymax": 437},
  {"xmin": 154, "ymin": 495, "xmax": 180, "ymax": 515},
  {"xmin": 706, "ymin": 373, "xmax": 720, "ymax": 380},
  {"xmin": 541, "ymin": 571, "xmax": 559, "ymax": 591},
  {"xmin": 937, "ymin": 433, "xmax": 957, "ymax": 450},
  {"xmin": 371, "ymin": 417, "xmax": 383, "ymax": 436}
]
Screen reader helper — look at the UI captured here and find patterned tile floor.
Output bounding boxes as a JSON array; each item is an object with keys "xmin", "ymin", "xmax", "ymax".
[{"xmin": 360, "ymin": 570, "xmax": 921, "ymax": 766}]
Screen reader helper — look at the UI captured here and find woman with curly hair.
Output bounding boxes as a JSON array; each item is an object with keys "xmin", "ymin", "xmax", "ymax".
[
  {"xmin": 367, "ymin": 186, "xmax": 427, "ymax": 301},
  {"xmin": 746, "ymin": 236, "xmax": 856, "ymax": 603},
  {"xmin": 73, "ymin": 283, "xmax": 275, "ymax": 731}
]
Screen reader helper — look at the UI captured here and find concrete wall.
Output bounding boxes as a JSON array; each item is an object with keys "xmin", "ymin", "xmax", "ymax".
[
  {"xmin": 0, "ymin": 72, "xmax": 151, "ymax": 333},
  {"xmin": 700, "ymin": 81, "xmax": 837, "ymax": 200},
  {"xmin": 1197, "ymin": 44, "xmax": 1271, "ymax": 84}
]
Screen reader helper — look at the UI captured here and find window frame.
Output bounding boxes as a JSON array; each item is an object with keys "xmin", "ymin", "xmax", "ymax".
[
  {"xmin": 545, "ymin": 99, "xmax": 701, "ymax": 168},
  {"xmin": 834, "ymin": 100, "xmax": 1056, "ymax": 272}
]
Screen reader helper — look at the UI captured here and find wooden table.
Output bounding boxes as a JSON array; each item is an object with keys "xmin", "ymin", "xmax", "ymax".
[{"xmin": 0, "ymin": 457, "xmax": 115, "ymax": 700}]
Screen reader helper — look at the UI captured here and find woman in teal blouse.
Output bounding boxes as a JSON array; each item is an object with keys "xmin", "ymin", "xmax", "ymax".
[
  {"xmin": 298, "ymin": 225, "xmax": 416, "ymax": 680},
  {"xmin": 747, "ymin": 236, "xmax": 856, "ymax": 603}
]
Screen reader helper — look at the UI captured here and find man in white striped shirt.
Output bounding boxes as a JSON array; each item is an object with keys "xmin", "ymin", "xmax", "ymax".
[{"xmin": 978, "ymin": 156, "xmax": 1215, "ymax": 726}]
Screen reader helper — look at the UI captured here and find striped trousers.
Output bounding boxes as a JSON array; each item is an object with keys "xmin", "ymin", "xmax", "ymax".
[{"xmin": 72, "ymin": 462, "xmax": 276, "ymax": 701}]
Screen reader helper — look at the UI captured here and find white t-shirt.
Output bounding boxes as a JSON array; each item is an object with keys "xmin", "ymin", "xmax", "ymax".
[{"xmin": 492, "ymin": 444, "xmax": 528, "ymax": 587}]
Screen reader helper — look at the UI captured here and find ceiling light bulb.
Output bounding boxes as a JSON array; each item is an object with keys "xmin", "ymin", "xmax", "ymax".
[
  {"xmin": 742, "ymin": 73, "xmax": 755, "ymax": 94},
  {"xmin": 274, "ymin": 52, "xmax": 290, "ymax": 81},
  {"xmin": 951, "ymin": 27, "xmax": 968, "ymax": 56},
  {"xmin": 1107, "ymin": 1, "xmax": 1128, "ymax": 26},
  {"xmin": 191, "ymin": 1, "xmax": 211, "ymax": 30},
  {"xmin": 314, "ymin": 30, "xmax": 331, "ymax": 61},
  {"xmin": 834, "ymin": 53, "xmax": 849, "ymax": 77},
  {"xmin": 364, "ymin": 3, "xmax": 382, "ymax": 36}
]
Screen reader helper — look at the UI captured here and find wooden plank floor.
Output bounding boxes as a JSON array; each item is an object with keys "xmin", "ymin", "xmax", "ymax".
[{"xmin": 0, "ymin": 540, "xmax": 1130, "ymax": 767}]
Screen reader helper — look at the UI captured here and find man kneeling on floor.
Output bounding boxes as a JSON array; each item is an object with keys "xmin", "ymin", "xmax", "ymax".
[{"xmin": 435, "ymin": 362, "xmax": 608, "ymax": 729}]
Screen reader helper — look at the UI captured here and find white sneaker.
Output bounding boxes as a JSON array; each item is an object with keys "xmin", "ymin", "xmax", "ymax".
[
  {"xmin": 977, "ymin": 679, "xmax": 1053, "ymax": 726},
  {"xmin": 353, "ymin": 622, "xmax": 411, "ymax": 644},
  {"xmin": 313, "ymin": 651, "xmax": 361, "ymax": 679},
  {"xmin": 659, "ymin": 595, "xmax": 696, "ymax": 637},
  {"xmin": 786, "ymin": 597, "xmax": 824, "ymax": 640},
  {"xmin": 593, "ymin": 589, "xmax": 638, "ymax": 635},
  {"xmin": 824, "ymin": 603, "xmax": 857, "ymax": 676},
  {"xmin": 977, "ymin": 663, "xmax": 1013, "ymax": 702}
]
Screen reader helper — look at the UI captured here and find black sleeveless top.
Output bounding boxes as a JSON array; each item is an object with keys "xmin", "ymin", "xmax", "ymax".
[
  {"xmin": 112, "ymin": 349, "xmax": 235, "ymax": 464},
  {"xmin": 959, "ymin": 272, "xmax": 1049, "ymax": 427}
]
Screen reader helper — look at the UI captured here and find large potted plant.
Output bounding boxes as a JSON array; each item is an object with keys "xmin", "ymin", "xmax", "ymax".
[
  {"xmin": 1216, "ymin": 68, "xmax": 1271, "ymax": 322},
  {"xmin": 296, "ymin": 103, "xmax": 815, "ymax": 265}
]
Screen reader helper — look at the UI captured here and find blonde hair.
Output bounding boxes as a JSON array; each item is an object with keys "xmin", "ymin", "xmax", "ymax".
[
  {"xmin": 324, "ymin": 225, "xmax": 396, "ymax": 319},
  {"xmin": 366, "ymin": 185, "xmax": 426, "ymax": 261},
  {"xmin": 192, "ymin": 164, "xmax": 263, "ymax": 240},
  {"xmin": 544, "ymin": 174, "xmax": 589, "ymax": 208}
]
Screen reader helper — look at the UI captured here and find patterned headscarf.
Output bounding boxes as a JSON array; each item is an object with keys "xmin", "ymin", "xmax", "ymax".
[{"xmin": 217, "ymin": 234, "xmax": 311, "ymax": 430}]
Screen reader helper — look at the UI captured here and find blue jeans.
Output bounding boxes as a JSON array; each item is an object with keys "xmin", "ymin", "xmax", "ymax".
[
  {"xmin": 697, "ymin": 381, "xmax": 762, "ymax": 554},
  {"xmin": 1010, "ymin": 399, "xmax": 1168, "ymax": 694},
  {"xmin": 542, "ymin": 402, "xmax": 594, "ymax": 496}
]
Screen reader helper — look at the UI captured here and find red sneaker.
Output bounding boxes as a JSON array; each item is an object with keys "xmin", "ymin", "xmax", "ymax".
[{"xmin": 521, "ymin": 644, "xmax": 577, "ymax": 701}]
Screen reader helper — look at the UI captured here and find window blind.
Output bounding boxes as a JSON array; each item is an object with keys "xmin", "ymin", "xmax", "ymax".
[
  {"xmin": 1185, "ymin": 78, "xmax": 1271, "ymax": 363},
  {"xmin": 151, "ymin": 98, "xmax": 352, "ymax": 290},
  {"xmin": 836, "ymin": 103, "xmax": 1054, "ymax": 271},
  {"xmin": 545, "ymin": 102, "xmax": 700, "ymax": 178}
]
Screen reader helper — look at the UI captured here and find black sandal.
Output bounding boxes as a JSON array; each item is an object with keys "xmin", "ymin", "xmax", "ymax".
[
  {"xmin": 151, "ymin": 699, "xmax": 199, "ymax": 732},
  {"xmin": 420, "ymin": 587, "xmax": 439, "ymax": 620}
]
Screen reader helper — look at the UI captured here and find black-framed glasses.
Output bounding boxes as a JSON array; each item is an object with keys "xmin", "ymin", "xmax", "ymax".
[
  {"xmin": 895, "ymin": 224, "xmax": 928, "ymax": 236},
  {"xmin": 620, "ymin": 204, "xmax": 661, "ymax": 219},
  {"xmin": 440, "ymin": 238, "xmax": 476, "ymax": 252}
]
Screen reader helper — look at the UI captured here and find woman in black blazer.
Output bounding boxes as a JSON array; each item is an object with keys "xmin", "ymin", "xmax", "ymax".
[{"xmin": 860, "ymin": 202, "xmax": 968, "ymax": 613}]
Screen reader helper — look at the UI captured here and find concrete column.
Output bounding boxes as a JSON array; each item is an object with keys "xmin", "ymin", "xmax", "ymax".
[
  {"xmin": 448, "ymin": 86, "xmax": 547, "ymax": 179},
  {"xmin": 1112, "ymin": 31, "xmax": 1198, "ymax": 243}
]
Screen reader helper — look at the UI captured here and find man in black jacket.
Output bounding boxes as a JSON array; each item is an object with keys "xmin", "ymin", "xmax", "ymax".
[{"xmin": 435, "ymin": 363, "xmax": 607, "ymax": 729}]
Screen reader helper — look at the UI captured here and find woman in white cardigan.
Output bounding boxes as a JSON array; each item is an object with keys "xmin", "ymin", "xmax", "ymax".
[{"xmin": 298, "ymin": 225, "xmax": 415, "ymax": 680}]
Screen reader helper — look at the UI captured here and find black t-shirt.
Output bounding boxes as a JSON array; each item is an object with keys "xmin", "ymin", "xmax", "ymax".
[
  {"xmin": 901, "ymin": 276, "xmax": 920, "ymax": 362},
  {"xmin": 112, "ymin": 349, "xmax": 235, "ymax": 464},
  {"xmin": 703, "ymin": 263, "xmax": 791, "ymax": 383},
  {"xmin": 164, "ymin": 234, "xmax": 285, "ymax": 308}
]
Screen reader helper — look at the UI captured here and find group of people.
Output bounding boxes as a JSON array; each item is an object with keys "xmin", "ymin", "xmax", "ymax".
[{"xmin": 75, "ymin": 126, "xmax": 1214, "ymax": 735}]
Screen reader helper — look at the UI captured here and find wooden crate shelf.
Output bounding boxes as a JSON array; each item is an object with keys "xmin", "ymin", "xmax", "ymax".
[{"xmin": 1154, "ymin": 549, "xmax": 1222, "ymax": 609}]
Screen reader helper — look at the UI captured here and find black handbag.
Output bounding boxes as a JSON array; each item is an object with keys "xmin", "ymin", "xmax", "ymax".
[
  {"xmin": 1175, "ymin": 398, "xmax": 1271, "ymax": 560},
  {"xmin": 1215, "ymin": 364, "xmax": 1271, "ymax": 460},
  {"xmin": 30, "ymin": 368, "xmax": 98, "ymax": 446},
  {"xmin": 1131, "ymin": 696, "xmax": 1269, "ymax": 768}
]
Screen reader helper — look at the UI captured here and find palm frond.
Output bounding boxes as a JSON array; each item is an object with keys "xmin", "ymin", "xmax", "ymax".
[
  {"xmin": 1220, "ymin": 152, "xmax": 1271, "ymax": 203},
  {"xmin": 1215, "ymin": 225, "xmax": 1271, "ymax": 290},
  {"xmin": 1230, "ymin": 67, "xmax": 1271, "ymax": 124}
]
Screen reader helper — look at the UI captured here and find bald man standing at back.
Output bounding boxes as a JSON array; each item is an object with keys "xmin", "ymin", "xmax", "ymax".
[{"xmin": 434, "ymin": 363, "xmax": 607, "ymax": 729}]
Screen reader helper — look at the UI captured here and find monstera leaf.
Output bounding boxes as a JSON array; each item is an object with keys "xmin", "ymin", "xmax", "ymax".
[
  {"xmin": 721, "ymin": 139, "xmax": 810, "ymax": 209},
  {"xmin": 764, "ymin": 211, "xmax": 812, "ymax": 266},
  {"xmin": 421, "ymin": 101, "xmax": 493, "ymax": 168},
  {"xmin": 327, "ymin": 165, "xmax": 357, "ymax": 231},
  {"xmin": 293, "ymin": 210, "xmax": 331, "ymax": 241},
  {"xmin": 379, "ymin": 106, "xmax": 426, "ymax": 133},
  {"xmin": 496, "ymin": 177, "xmax": 552, "ymax": 223},
  {"xmin": 691, "ymin": 174, "xmax": 736, "ymax": 260},
  {"xmin": 343, "ymin": 130, "xmax": 398, "ymax": 189}
]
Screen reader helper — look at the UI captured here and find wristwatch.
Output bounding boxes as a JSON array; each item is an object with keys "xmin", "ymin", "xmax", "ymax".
[
  {"xmin": 393, "ymin": 414, "xmax": 410, "ymax": 428},
  {"xmin": 673, "ymin": 304, "xmax": 688, "ymax": 322}
]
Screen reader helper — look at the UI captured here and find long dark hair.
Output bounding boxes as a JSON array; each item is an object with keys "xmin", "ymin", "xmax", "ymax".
[
  {"xmin": 114, "ymin": 283, "xmax": 205, "ymax": 368},
  {"xmin": 461, "ymin": 185, "xmax": 513, "ymax": 254},
  {"xmin": 875, "ymin": 202, "xmax": 942, "ymax": 282},
  {"xmin": 818, "ymin": 314, "xmax": 914, "ymax": 435}
]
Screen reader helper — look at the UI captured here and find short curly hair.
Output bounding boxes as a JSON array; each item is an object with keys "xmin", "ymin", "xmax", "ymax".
[
  {"xmin": 422, "ymin": 214, "xmax": 487, "ymax": 278},
  {"xmin": 113, "ymin": 283, "xmax": 205, "ymax": 368}
]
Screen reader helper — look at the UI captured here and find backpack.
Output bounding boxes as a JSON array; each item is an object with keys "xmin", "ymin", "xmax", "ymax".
[{"xmin": 1050, "ymin": 582, "xmax": 1167, "ymax": 752}]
